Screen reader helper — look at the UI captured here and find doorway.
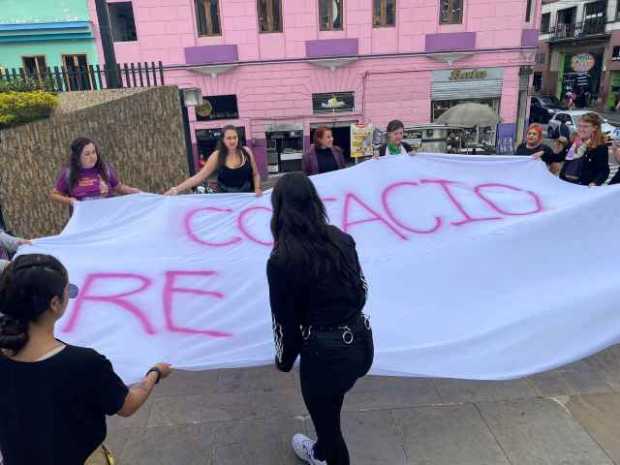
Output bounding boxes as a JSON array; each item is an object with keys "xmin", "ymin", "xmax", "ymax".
[{"xmin": 310, "ymin": 121, "xmax": 356, "ymax": 162}]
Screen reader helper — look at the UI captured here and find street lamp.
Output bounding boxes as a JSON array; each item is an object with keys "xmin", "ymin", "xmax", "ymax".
[{"xmin": 179, "ymin": 87, "xmax": 203, "ymax": 177}]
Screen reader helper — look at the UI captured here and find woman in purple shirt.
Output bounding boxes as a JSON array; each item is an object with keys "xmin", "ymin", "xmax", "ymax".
[{"xmin": 50, "ymin": 137, "xmax": 140, "ymax": 207}]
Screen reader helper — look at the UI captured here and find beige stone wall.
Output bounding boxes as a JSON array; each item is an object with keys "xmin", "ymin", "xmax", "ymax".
[
  {"xmin": 0, "ymin": 86, "xmax": 188, "ymax": 238},
  {"xmin": 53, "ymin": 88, "xmax": 148, "ymax": 115}
]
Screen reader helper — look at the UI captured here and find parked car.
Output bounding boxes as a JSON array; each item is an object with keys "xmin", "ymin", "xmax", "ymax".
[
  {"xmin": 529, "ymin": 95, "xmax": 565, "ymax": 124},
  {"xmin": 547, "ymin": 110, "xmax": 620, "ymax": 140}
]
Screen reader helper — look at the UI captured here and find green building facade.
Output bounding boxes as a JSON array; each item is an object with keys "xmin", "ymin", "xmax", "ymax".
[{"xmin": 0, "ymin": 0, "xmax": 98, "ymax": 75}]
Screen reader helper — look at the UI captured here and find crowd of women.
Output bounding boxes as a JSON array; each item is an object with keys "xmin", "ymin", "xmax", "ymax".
[
  {"xmin": 515, "ymin": 112, "xmax": 620, "ymax": 186},
  {"xmin": 0, "ymin": 113, "xmax": 618, "ymax": 465},
  {"xmin": 46, "ymin": 113, "xmax": 618, "ymax": 215}
]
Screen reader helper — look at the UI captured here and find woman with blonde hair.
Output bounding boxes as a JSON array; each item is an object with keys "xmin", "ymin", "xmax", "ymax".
[{"xmin": 560, "ymin": 113, "xmax": 610, "ymax": 186}]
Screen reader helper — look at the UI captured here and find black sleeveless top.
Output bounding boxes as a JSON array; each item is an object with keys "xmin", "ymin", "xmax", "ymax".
[{"xmin": 217, "ymin": 150, "xmax": 253, "ymax": 192}]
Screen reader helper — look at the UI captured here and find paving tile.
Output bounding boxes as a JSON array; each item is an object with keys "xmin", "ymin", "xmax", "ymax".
[
  {"xmin": 344, "ymin": 376, "xmax": 441, "ymax": 411},
  {"xmin": 434, "ymin": 377, "xmax": 537, "ymax": 403},
  {"xmin": 528, "ymin": 360, "xmax": 613, "ymax": 397},
  {"xmin": 248, "ymin": 387, "xmax": 308, "ymax": 419},
  {"xmin": 393, "ymin": 403, "xmax": 510, "ymax": 465},
  {"xmin": 147, "ymin": 392, "xmax": 255, "ymax": 427},
  {"xmin": 107, "ymin": 398, "xmax": 153, "ymax": 431},
  {"xmin": 584, "ymin": 347, "xmax": 620, "ymax": 392},
  {"xmin": 342, "ymin": 409, "xmax": 407, "ymax": 465},
  {"xmin": 216, "ymin": 365, "xmax": 299, "ymax": 394},
  {"xmin": 478, "ymin": 398, "xmax": 613, "ymax": 465},
  {"xmin": 120, "ymin": 423, "xmax": 218, "ymax": 465},
  {"xmin": 150, "ymin": 369, "xmax": 221, "ymax": 399},
  {"xmin": 104, "ymin": 427, "xmax": 142, "ymax": 463},
  {"xmin": 211, "ymin": 416, "xmax": 301, "ymax": 465},
  {"xmin": 566, "ymin": 392, "xmax": 620, "ymax": 464}
]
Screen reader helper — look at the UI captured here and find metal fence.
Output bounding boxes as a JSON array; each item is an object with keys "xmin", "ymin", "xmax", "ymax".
[{"xmin": 0, "ymin": 61, "xmax": 165, "ymax": 92}]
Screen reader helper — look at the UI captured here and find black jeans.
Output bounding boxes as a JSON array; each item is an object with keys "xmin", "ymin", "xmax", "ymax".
[{"xmin": 299, "ymin": 314, "xmax": 374, "ymax": 465}]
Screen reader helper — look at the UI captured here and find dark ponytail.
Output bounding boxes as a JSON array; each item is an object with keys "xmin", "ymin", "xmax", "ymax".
[{"xmin": 0, "ymin": 255, "xmax": 69, "ymax": 356}]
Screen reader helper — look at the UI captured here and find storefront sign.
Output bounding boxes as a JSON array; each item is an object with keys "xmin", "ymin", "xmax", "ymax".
[
  {"xmin": 571, "ymin": 53, "xmax": 595, "ymax": 73},
  {"xmin": 449, "ymin": 69, "xmax": 488, "ymax": 81},
  {"xmin": 350, "ymin": 123, "xmax": 374, "ymax": 158},
  {"xmin": 196, "ymin": 95, "xmax": 239, "ymax": 121},
  {"xmin": 431, "ymin": 68, "xmax": 503, "ymax": 102},
  {"xmin": 312, "ymin": 92, "xmax": 355, "ymax": 114}
]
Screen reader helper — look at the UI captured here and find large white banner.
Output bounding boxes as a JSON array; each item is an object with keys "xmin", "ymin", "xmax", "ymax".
[{"xmin": 26, "ymin": 155, "xmax": 620, "ymax": 383}]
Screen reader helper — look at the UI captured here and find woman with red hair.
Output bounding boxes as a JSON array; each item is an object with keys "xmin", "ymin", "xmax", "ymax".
[
  {"xmin": 515, "ymin": 124, "xmax": 553, "ymax": 159},
  {"xmin": 302, "ymin": 127, "xmax": 346, "ymax": 176}
]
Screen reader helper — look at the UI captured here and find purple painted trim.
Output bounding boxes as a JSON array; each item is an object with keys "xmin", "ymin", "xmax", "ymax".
[
  {"xmin": 306, "ymin": 39, "xmax": 359, "ymax": 58},
  {"xmin": 521, "ymin": 29, "xmax": 539, "ymax": 48},
  {"xmin": 425, "ymin": 32, "xmax": 476, "ymax": 52},
  {"xmin": 184, "ymin": 44, "xmax": 238, "ymax": 65},
  {"xmin": 251, "ymin": 139, "xmax": 268, "ymax": 179}
]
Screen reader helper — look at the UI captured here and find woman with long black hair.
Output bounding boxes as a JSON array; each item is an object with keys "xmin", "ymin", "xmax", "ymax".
[
  {"xmin": 267, "ymin": 173, "xmax": 373, "ymax": 465},
  {"xmin": 165, "ymin": 125, "xmax": 262, "ymax": 195},
  {"xmin": 0, "ymin": 254, "xmax": 172, "ymax": 465},
  {"xmin": 50, "ymin": 137, "xmax": 140, "ymax": 207}
]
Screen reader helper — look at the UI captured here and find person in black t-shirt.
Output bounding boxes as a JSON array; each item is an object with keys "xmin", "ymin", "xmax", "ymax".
[
  {"xmin": 515, "ymin": 124, "xmax": 553, "ymax": 159},
  {"xmin": 165, "ymin": 125, "xmax": 262, "ymax": 195},
  {"xmin": 267, "ymin": 173, "xmax": 373, "ymax": 465},
  {"xmin": 0, "ymin": 254, "xmax": 172, "ymax": 465}
]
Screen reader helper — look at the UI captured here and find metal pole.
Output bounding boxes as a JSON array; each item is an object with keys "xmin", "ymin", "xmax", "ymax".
[
  {"xmin": 94, "ymin": 0, "xmax": 121, "ymax": 88},
  {"xmin": 179, "ymin": 90, "xmax": 197, "ymax": 177}
]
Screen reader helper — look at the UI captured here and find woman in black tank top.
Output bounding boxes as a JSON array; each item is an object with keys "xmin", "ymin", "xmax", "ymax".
[{"xmin": 165, "ymin": 125, "xmax": 262, "ymax": 195}]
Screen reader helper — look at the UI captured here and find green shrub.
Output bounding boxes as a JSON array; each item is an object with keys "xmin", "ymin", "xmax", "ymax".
[
  {"xmin": 0, "ymin": 77, "xmax": 54, "ymax": 93},
  {"xmin": 0, "ymin": 91, "xmax": 58, "ymax": 128}
]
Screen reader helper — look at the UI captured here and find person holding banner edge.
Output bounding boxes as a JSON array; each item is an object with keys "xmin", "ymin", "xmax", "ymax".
[
  {"xmin": 267, "ymin": 173, "xmax": 373, "ymax": 465},
  {"xmin": 303, "ymin": 127, "xmax": 346, "ymax": 175},
  {"xmin": 165, "ymin": 125, "xmax": 262, "ymax": 195},
  {"xmin": 0, "ymin": 254, "xmax": 172, "ymax": 465},
  {"xmin": 376, "ymin": 120, "xmax": 414, "ymax": 157}
]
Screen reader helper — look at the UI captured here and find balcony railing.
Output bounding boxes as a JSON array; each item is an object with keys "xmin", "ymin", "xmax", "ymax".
[{"xmin": 549, "ymin": 18, "xmax": 608, "ymax": 41}]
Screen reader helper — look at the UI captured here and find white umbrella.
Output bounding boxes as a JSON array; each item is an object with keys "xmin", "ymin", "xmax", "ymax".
[{"xmin": 436, "ymin": 103, "xmax": 499, "ymax": 127}]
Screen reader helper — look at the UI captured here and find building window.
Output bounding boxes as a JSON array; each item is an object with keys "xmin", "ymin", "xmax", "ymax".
[
  {"xmin": 62, "ymin": 55, "xmax": 92, "ymax": 90},
  {"xmin": 258, "ymin": 0, "xmax": 282, "ymax": 33},
  {"xmin": 583, "ymin": 1, "xmax": 606, "ymax": 35},
  {"xmin": 195, "ymin": 95, "xmax": 239, "ymax": 121},
  {"xmin": 108, "ymin": 2, "xmax": 137, "ymax": 42},
  {"xmin": 540, "ymin": 13, "xmax": 550, "ymax": 33},
  {"xmin": 525, "ymin": 0, "xmax": 533, "ymax": 22},
  {"xmin": 22, "ymin": 56, "xmax": 47, "ymax": 77},
  {"xmin": 612, "ymin": 46, "xmax": 620, "ymax": 60},
  {"xmin": 319, "ymin": 0, "xmax": 343, "ymax": 31},
  {"xmin": 439, "ymin": 0, "xmax": 462, "ymax": 25},
  {"xmin": 373, "ymin": 0, "xmax": 395, "ymax": 27},
  {"xmin": 195, "ymin": 0, "xmax": 221, "ymax": 36},
  {"xmin": 312, "ymin": 92, "xmax": 354, "ymax": 114}
]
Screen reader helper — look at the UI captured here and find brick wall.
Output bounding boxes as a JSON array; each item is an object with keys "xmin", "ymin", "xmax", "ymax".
[{"xmin": 0, "ymin": 86, "xmax": 188, "ymax": 238}]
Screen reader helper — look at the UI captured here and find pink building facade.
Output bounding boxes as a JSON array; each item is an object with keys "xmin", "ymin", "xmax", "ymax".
[{"xmin": 89, "ymin": 0, "xmax": 541, "ymax": 175}]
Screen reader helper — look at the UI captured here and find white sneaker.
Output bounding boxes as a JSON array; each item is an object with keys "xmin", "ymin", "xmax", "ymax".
[{"xmin": 291, "ymin": 433, "xmax": 327, "ymax": 465}]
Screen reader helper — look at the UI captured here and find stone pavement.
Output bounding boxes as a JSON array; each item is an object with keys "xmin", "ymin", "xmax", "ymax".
[{"xmin": 107, "ymin": 345, "xmax": 620, "ymax": 465}]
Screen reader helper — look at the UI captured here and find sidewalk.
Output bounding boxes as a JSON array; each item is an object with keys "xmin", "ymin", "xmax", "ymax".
[{"xmin": 107, "ymin": 345, "xmax": 620, "ymax": 465}]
